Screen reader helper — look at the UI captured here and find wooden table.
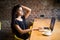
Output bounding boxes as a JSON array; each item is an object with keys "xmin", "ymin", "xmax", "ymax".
[
  {"xmin": 0, "ymin": 22, "xmax": 1, "ymax": 30},
  {"xmin": 30, "ymin": 19, "xmax": 60, "ymax": 40}
]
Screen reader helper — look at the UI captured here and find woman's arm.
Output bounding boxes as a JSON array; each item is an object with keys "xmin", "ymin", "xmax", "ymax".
[
  {"xmin": 22, "ymin": 5, "xmax": 31, "ymax": 19},
  {"xmin": 15, "ymin": 24, "xmax": 32, "ymax": 34}
]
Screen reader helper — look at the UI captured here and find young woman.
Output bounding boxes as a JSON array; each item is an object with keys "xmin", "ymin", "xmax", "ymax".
[{"xmin": 11, "ymin": 4, "xmax": 38, "ymax": 40}]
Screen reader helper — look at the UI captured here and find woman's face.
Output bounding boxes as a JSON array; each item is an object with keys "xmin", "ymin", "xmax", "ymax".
[{"xmin": 17, "ymin": 7, "xmax": 24, "ymax": 16}]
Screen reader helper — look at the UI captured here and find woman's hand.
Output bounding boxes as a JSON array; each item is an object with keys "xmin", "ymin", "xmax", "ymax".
[
  {"xmin": 21, "ymin": 5, "xmax": 31, "ymax": 19},
  {"xmin": 32, "ymin": 28, "xmax": 39, "ymax": 31},
  {"xmin": 32, "ymin": 27, "xmax": 44, "ymax": 31},
  {"xmin": 38, "ymin": 27, "xmax": 45, "ymax": 32}
]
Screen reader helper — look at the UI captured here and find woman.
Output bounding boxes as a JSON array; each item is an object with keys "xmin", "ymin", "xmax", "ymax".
[{"xmin": 11, "ymin": 4, "xmax": 38, "ymax": 40}]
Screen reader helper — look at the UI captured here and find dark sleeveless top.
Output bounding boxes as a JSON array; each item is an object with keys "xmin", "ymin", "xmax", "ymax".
[{"xmin": 12, "ymin": 16, "xmax": 29, "ymax": 39}]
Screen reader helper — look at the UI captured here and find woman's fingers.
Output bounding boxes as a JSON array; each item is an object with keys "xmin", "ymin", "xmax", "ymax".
[
  {"xmin": 32, "ymin": 28, "xmax": 39, "ymax": 31},
  {"xmin": 32, "ymin": 27, "xmax": 44, "ymax": 31}
]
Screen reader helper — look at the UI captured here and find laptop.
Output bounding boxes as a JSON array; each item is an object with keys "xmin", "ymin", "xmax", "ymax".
[{"xmin": 44, "ymin": 17, "xmax": 56, "ymax": 32}]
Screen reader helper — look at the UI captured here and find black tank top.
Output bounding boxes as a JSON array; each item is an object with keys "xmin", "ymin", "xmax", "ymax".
[{"xmin": 11, "ymin": 16, "xmax": 29, "ymax": 39}]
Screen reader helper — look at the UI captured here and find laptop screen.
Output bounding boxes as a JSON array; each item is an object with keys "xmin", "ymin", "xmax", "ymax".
[{"xmin": 50, "ymin": 17, "xmax": 56, "ymax": 31}]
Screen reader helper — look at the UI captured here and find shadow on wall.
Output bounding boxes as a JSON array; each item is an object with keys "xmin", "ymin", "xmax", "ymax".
[
  {"xmin": 0, "ymin": 20, "xmax": 15, "ymax": 40},
  {"xmin": 0, "ymin": 30, "xmax": 14, "ymax": 40}
]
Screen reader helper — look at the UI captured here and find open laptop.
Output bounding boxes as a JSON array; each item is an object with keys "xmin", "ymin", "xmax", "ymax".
[{"xmin": 44, "ymin": 17, "xmax": 56, "ymax": 32}]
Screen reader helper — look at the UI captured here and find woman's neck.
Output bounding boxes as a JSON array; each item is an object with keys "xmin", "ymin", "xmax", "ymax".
[
  {"xmin": 17, "ymin": 16, "xmax": 22, "ymax": 19},
  {"xmin": 16, "ymin": 16, "xmax": 23, "ymax": 21}
]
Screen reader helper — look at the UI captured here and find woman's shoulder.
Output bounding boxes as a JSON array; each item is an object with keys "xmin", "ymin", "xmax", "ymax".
[
  {"xmin": 15, "ymin": 18, "xmax": 23, "ymax": 22},
  {"xmin": 14, "ymin": 19, "xmax": 22, "ymax": 25},
  {"xmin": 14, "ymin": 18, "xmax": 20, "ymax": 23}
]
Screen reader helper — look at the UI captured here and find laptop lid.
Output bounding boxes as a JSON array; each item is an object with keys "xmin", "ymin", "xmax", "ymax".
[{"xmin": 50, "ymin": 17, "xmax": 56, "ymax": 31}]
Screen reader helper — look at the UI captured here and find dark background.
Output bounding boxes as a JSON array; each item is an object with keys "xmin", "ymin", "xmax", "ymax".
[{"xmin": 0, "ymin": 0, "xmax": 60, "ymax": 40}]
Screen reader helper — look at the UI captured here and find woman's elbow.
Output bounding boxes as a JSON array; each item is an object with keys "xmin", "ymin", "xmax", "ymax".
[{"xmin": 29, "ymin": 9, "xmax": 31, "ymax": 12}]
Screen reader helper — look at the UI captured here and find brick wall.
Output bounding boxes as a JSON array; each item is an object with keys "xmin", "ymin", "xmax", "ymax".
[{"xmin": 0, "ymin": 0, "xmax": 60, "ymax": 40}]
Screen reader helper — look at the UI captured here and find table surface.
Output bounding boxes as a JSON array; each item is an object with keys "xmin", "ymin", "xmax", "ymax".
[{"xmin": 30, "ymin": 19, "xmax": 60, "ymax": 40}]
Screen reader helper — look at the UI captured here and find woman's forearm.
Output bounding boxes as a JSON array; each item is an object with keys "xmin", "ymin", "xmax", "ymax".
[
  {"xmin": 15, "ymin": 25, "xmax": 32, "ymax": 34},
  {"xmin": 21, "ymin": 29, "xmax": 32, "ymax": 34},
  {"xmin": 22, "ymin": 5, "xmax": 31, "ymax": 18},
  {"xmin": 22, "ymin": 5, "xmax": 31, "ymax": 11}
]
